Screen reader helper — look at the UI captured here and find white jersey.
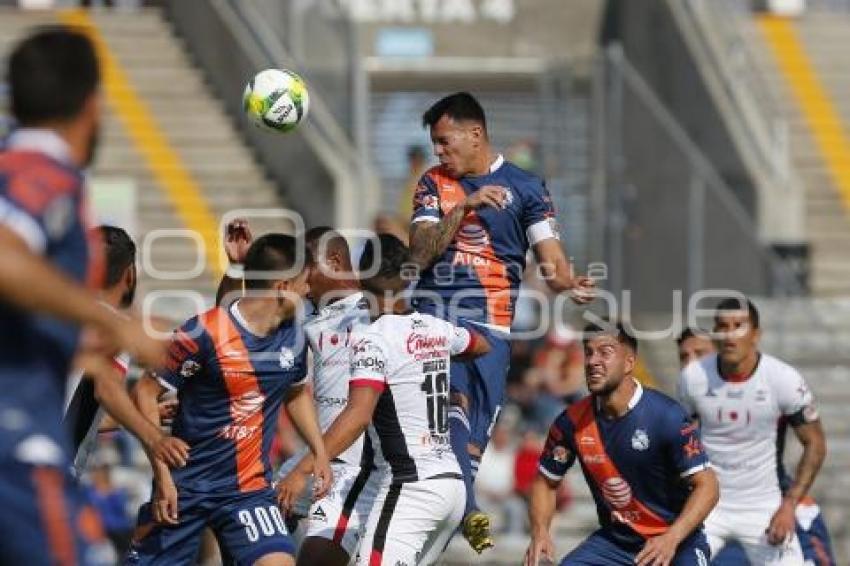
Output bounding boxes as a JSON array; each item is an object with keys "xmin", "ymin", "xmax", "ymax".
[
  {"xmin": 349, "ymin": 312, "xmax": 473, "ymax": 483},
  {"xmin": 305, "ymin": 292, "xmax": 372, "ymax": 467},
  {"xmin": 678, "ymin": 353, "xmax": 817, "ymax": 510}
]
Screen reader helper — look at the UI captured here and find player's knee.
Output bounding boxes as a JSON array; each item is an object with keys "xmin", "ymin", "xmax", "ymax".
[{"xmin": 450, "ymin": 392, "xmax": 469, "ymax": 412}]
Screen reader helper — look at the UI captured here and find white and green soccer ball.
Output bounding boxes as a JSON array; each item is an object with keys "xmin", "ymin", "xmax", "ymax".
[{"xmin": 242, "ymin": 69, "xmax": 309, "ymax": 133}]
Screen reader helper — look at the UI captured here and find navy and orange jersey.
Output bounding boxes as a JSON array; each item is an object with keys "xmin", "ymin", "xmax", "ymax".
[
  {"xmin": 411, "ymin": 156, "xmax": 559, "ymax": 330},
  {"xmin": 156, "ymin": 301, "xmax": 308, "ymax": 495},
  {"xmin": 538, "ymin": 383, "xmax": 710, "ymax": 548},
  {"xmin": 0, "ymin": 130, "xmax": 95, "ymax": 462}
]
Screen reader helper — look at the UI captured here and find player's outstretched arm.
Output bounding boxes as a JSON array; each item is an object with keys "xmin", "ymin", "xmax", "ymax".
[
  {"xmin": 524, "ymin": 473, "xmax": 558, "ymax": 566},
  {"xmin": 0, "ymin": 227, "xmax": 166, "ymax": 367},
  {"xmin": 635, "ymin": 468, "xmax": 719, "ymax": 566},
  {"xmin": 409, "ymin": 186, "xmax": 506, "ymax": 270},
  {"xmin": 532, "ymin": 238, "xmax": 595, "ymax": 305},
  {"xmin": 767, "ymin": 419, "xmax": 826, "ymax": 545},
  {"xmin": 283, "ymin": 384, "xmax": 332, "ymax": 500},
  {"xmin": 278, "ymin": 385, "xmax": 379, "ymax": 514},
  {"xmin": 132, "ymin": 373, "xmax": 183, "ymax": 524},
  {"xmin": 81, "ymin": 356, "xmax": 188, "ymax": 469},
  {"xmin": 451, "ymin": 329, "xmax": 491, "ymax": 361}
]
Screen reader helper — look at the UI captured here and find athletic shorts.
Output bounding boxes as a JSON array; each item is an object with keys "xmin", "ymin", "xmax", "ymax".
[
  {"xmin": 711, "ymin": 499, "xmax": 835, "ymax": 565},
  {"xmin": 127, "ymin": 488, "xmax": 294, "ymax": 565},
  {"xmin": 0, "ymin": 460, "xmax": 107, "ymax": 565},
  {"xmin": 450, "ymin": 322, "xmax": 511, "ymax": 449},
  {"xmin": 357, "ymin": 475, "xmax": 465, "ymax": 566},
  {"xmin": 706, "ymin": 503, "xmax": 804, "ymax": 565},
  {"xmin": 561, "ymin": 529, "xmax": 710, "ymax": 565}
]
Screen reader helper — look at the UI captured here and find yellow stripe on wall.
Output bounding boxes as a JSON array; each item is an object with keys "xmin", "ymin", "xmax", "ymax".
[
  {"xmin": 59, "ymin": 9, "xmax": 223, "ymax": 280},
  {"xmin": 758, "ymin": 15, "xmax": 850, "ymax": 212}
]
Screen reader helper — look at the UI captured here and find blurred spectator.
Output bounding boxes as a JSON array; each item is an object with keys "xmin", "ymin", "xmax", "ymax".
[
  {"xmin": 475, "ymin": 423, "xmax": 526, "ymax": 534},
  {"xmin": 514, "ymin": 429, "xmax": 544, "ymax": 500},
  {"xmin": 506, "ymin": 139, "xmax": 539, "ymax": 173},
  {"xmin": 397, "ymin": 145, "xmax": 429, "ymax": 222},
  {"xmin": 87, "ymin": 461, "xmax": 133, "ymax": 559},
  {"xmin": 373, "ymin": 213, "xmax": 409, "ymax": 246},
  {"xmin": 534, "ymin": 325, "xmax": 585, "ymax": 405}
]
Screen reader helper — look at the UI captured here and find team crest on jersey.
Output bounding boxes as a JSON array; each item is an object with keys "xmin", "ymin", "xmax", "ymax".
[
  {"xmin": 180, "ymin": 360, "xmax": 201, "ymax": 378},
  {"xmin": 500, "ymin": 186, "xmax": 514, "ymax": 208},
  {"xmin": 552, "ymin": 446, "xmax": 568, "ymax": 463},
  {"xmin": 631, "ymin": 429, "xmax": 650, "ymax": 451},
  {"xmin": 279, "ymin": 347, "xmax": 296, "ymax": 370}
]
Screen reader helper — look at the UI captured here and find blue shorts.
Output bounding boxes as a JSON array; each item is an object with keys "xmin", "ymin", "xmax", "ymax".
[
  {"xmin": 561, "ymin": 529, "xmax": 710, "ymax": 566},
  {"xmin": 128, "ymin": 488, "xmax": 294, "ymax": 566},
  {"xmin": 712, "ymin": 509, "xmax": 835, "ymax": 565},
  {"xmin": 450, "ymin": 323, "xmax": 511, "ymax": 449},
  {"xmin": 0, "ymin": 460, "xmax": 103, "ymax": 565}
]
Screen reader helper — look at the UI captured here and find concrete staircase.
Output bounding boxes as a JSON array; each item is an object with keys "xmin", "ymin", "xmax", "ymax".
[
  {"xmin": 741, "ymin": 11, "xmax": 850, "ymax": 296},
  {"xmin": 1, "ymin": 7, "xmax": 288, "ymax": 313}
]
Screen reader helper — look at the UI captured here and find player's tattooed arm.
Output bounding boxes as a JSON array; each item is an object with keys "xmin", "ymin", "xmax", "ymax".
[
  {"xmin": 636, "ymin": 468, "xmax": 719, "ymax": 566},
  {"xmin": 408, "ymin": 185, "xmax": 507, "ymax": 269},
  {"xmin": 409, "ymin": 205, "xmax": 467, "ymax": 270},
  {"xmin": 767, "ymin": 418, "xmax": 826, "ymax": 545}
]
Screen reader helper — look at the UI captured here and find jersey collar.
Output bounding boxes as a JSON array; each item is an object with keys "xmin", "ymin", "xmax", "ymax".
[
  {"xmin": 595, "ymin": 378, "xmax": 643, "ymax": 415},
  {"xmin": 7, "ymin": 128, "xmax": 72, "ymax": 164},
  {"xmin": 489, "ymin": 153, "xmax": 504, "ymax": 173}
]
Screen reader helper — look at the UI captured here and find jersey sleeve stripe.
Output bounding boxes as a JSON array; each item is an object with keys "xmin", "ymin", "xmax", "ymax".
[
  {"xmin": 460, "ymin": 330, "xmax": 479, "ymax": 356},
  {"xmin": 156, "ymin": 374, "xmax": 178, "ymax": 393},
  {"xmin": 350, "ymin": 378, "xmax": 386, "ymax": 392},
  {"xmin": 0, "ymin": 196, "xmax": 47, "ymax": 253},
  {"xmin": 538, "ymin": 464, "xmax": 564, "ymax": 482},
  {"xmin": 679, "ymin": 462, "xmax": 711, "ymax": 478}
]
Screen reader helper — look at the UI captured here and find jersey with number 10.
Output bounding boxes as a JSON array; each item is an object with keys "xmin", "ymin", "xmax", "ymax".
[{"xmin": 348, "ymin": 312, "xmax": 474, "ymax": 483}]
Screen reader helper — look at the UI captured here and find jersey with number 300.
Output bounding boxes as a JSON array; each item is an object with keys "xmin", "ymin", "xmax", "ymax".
[{"xmin": 348, "ymin": 312, "xmax": 474, "ymax": 483}]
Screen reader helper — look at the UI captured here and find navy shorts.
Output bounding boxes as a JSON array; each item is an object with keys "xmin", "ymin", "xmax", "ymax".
[
  {"xmin": 450, "ymin": 322, "xmax": 511, "ymax": 450},
  {"xmin": 561, "ymin": 529, "xmax": 710, "ymax": 566},
  {"xmin": 0, "ymin": 460, "xmax": 103, "ymax": 566},
  {"xmin": 128, "ymin": 488, "xmax": 294, "ymax": 566}
]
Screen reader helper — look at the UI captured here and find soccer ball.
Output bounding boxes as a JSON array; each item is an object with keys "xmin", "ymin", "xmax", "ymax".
[{"xmin": 242, "ymin": 69, "xmax": 309, "ymax": 133}]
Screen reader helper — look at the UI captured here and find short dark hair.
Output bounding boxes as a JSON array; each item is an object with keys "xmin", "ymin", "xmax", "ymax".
[
  {"xmin": 676, "ymin": 327, "xmax": 709, "ymax": 346},
  {"xmin": 8, "ymin": 27, "xmax": 100, "ymax": 126},
  {"xmin": 582, "ymin": 319, "xmax": 638, "ymax": 354},
  {"xmin": 359, "ymin": 234, "xmax": 410, "ymax": 292},
  {"xmin": 715, "ymin": 296, "xmax": 760, "ymax": 329},
  {"xmin": 305, "ymin": 226, "xmax": 351, "ymax": 266},
  {"xmin": 244, "ymin": 234, "xmax": 303, "ymax": 290},
  {"xmin": 94, "ymin": 225, "xmax": 136, "ymax": 289},
  {"xmin": 422, "ymin": 92, "xmax": 487, "ymax": 130}
]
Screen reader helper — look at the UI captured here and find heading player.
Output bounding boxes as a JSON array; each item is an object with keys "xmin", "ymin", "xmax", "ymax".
[
  {"xmin": 0, "ymin": 28, "xmax": 165, "ymax": 564},
  {"xmin": 678, "ymin": 299, "xmax": 828, "ymax": 564},
  {"xmin": 128, "ymin": 235, "xmax": 331, "ymax": 566},
  {"xmin": 219, "ymin": 221, "xmax": 380, "ymax": 566},
  {"xmin": 281, "ymin": 234, "xmax": 490, "ymax": 565},
  {"xmin": 408, "ymin": 91, "xmax": 594, "ymax": 550},
  {"xmin": 526, "ymin": 321, "xmax": 718, "ymax": 566}
]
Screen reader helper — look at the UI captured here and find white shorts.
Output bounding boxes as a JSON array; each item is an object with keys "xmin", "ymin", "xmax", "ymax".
[
  {"xmin": 277, "ymin": 457, "xmax": 382, "ymax": 558},
  {"xmin": 356, "ymin": 476, "xmax": 465, "ymax": 566},
  {"xmin": 705, "ymin": 503, "xmax": 804, "ymax": 565}
]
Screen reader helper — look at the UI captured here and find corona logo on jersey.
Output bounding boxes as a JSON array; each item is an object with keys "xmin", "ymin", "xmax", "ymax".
[
  {"xmin": 601, "ymin": 477, "xmax": 633, "ymax": 509},
  {"xmin": 405, "ymin": 333, "xmax": 450, "ymax": 361}
]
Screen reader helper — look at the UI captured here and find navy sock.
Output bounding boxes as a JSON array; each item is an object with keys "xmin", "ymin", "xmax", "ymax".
[{"xmin": 449, "ymin": 406, "xmax": 478, "ymax": 516}]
